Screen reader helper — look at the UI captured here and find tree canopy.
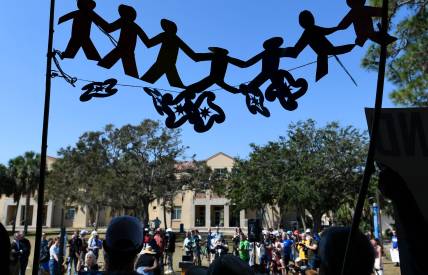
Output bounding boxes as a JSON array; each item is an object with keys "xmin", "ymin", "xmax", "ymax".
[
  {"xmin": 217, "ymin": 119, "xmax": 372, "ymax": 231},
  {"xmin": 46, "ymin": 119, "xmax": 209, "ymax": 226},
  {"xmin": 362, "ymin": 0, "xmax": 428, "ymax": 106}
]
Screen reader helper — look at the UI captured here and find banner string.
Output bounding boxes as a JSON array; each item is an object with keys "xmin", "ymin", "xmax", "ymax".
[{"xmin": 51, "ymin": 54, "xmax": 336, "ymax": 94}]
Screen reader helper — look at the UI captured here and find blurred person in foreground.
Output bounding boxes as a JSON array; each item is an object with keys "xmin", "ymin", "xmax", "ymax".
[
  {"xmin": 318, "ymin": 227, "xmax": 374, "ymax": 275},
  {"xmin": 0, "ymin": 223, "xmax": 10, "ymax": 275},
  {"xmin": 103, "ymin": 216, "xmax": 144, "ymax": 274}
]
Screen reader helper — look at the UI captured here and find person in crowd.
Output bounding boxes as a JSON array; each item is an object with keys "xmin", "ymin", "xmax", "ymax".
[
  {"xmin": 183, "ymin": 231, "xmax": 194, "ymax": 259},
  {"xmin": 67, "ymin": 231, "xmax": 82, "ymax": 275},
  {"xmin": 282, "ymin": 232, "xmax": 293, "ymax": 273},
  {"xmin": 80, "ymin": 250, "xmax": 99, "ymax": 272},
  {"xmin": 78, "ymin": 230, "xmax": 89, "ymax": 271},
  {"xmin": 213, "ymin": 234, "xmax": 228, "ymax": 260},
  {"xmin": 153, "ymin": 217, "xmax": 161, "ymax": 229},
  {"xmin": 296, "ymin": 232, "xmax": 309, "ymax": 268},
  {"xmin": 10, "ymin": 233, "xmax": 21, "ymax": 275},
  {"xmin": 371, "ymin": 238, "xmax": 383, "ymax": 275},
  {"xmin": 153, "ymin": 228, "xmax": 164, "ymax": 275},
  {"xmin": 10, "ymin": 231, "xmax": 30, "ymax": 275},
  {"xmin": 305, "ymin": 232, "xmax": 320, "ymax": 271},
  {"xmin": 318, "ymin": 227, "xmax": 374, "ymax": 275},
  {"xmin": 19, "ymin": 231, "xmax": 31, "ymax": 275},
  {"xmin": 103, "ymin": 216, "xmax": 144, "ymax": 273},
  {"xmin": 192, "ymin": 230, "xmax": 203, "ymax": 266},
  {"xmin": 0, "ymin": 223, "xmax": 10, "ymax": 275},
  {"xmin": 232, "ymin": 227, "xmax": 241, "ymax": 256},
  {"xmin": 238, "ymin": 234, "xmax": 250, "ymax": 263},
  {"xmin": 206, "ymin": 228, "xmax": 216, "ymax": 264},
  {"xmin": 270, "ymin": 250, "xmax": 286, "ymax": 275},
  {"xmin": 39, "ymin": 232, "xmax": 50, "ymax": 274},
  {"xmin": 49, "ymin": 237, "xmax": 61, "ymax": 275},
  {"xmin": 259, "ymin": 231, "xmax": 273, "ymax": 273},
  {"xmin": 143, "ymin": 228, "xmax": 151, "ymax": 245},
  {"xmin": 136, "ymin": 246, "xmax": 158, "ymax": 275},
  {"xmin": 390, "ymin": 230, "xmax": 399, "ymax": 266},
  {"xmin": 164, "ymin": 228, "xmax": 176, "ymax": 274},
  {"xmin": 186, "ymin": 254, "xmax": 255, "ymax": 275},
  {"xmin": 88, "ymin": 230, "xmax": 102, "ymax": 259}
]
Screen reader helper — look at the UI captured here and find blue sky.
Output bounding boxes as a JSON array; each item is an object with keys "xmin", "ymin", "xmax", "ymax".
[{"xmin": 0, "ymin": 0, "xmax": 398, "ymax": 164}]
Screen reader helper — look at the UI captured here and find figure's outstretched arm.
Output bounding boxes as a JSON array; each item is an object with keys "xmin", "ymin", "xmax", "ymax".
[
  {"xmin": 228, "ymin": 53, "xmax": 262, "ymax": 68},
  {"xmin": 315, "ymin": 25, "xmax": 340, "ymax": 36},
  {"xmin": 146, "ymin": 34, "xmax": 163, "ymax": 48},
  {"xmin": 287, "ymin": 33, "xmax": 309, "ymax": 58},
  {"xmin": 193, "ymin": 53, "xmax": 212, "ymax": 62},
  {"xmin": 228, "ymin": 56, "xmax": 250, "ymax": 68},
  {"xmin": 240, "ymin": 52, "xmax": 264, "ymax": 68},
  {"xmin": 136, "ymin": 26, "xmax": 150, "ymax": 46},
  {"xmin": 178, "ymin": 38, "xmax": 199, "ymax": 62},
  {"xmin": 91, "ymin": 11, "xmax": 110, "ymax": 32},
  {"xmin": 337, "ymin": 11, "xmax": 353, "ymax": 30},
  {"xmin": 280, "ymin": 47, "xmax": 296, "ymax": 57},
  {"xmin": 103, "ymin": 19, "xmax": 121, "ymax": 33},
  {"xmin": 58, "ymin": 11, "xmax": 77, "ymax": 24}
]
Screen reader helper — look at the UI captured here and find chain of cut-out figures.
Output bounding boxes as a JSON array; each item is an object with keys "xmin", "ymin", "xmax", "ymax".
[{"xmin": 53, "ymin": 0, "xmax": 396, "ymax": 132}]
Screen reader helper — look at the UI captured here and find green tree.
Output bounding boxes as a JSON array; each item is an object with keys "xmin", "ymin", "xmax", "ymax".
[
  {"xmin": 219, "ymin": 120, "xmax": 370, "ymax": 232},
  {"xmin": 362, "ymin": 0, "xmax": 428, "ymax": 106},
  {"xmin": 46, "ymin": 120, "xmax": 196, "ymax": 228},
  {"xmin": 0, "ymin": 164, "xmax": 15, "ymax": 197},
  {"xmin": 8, "ymin": 152, "xmax": 40, "ymax": 234}
]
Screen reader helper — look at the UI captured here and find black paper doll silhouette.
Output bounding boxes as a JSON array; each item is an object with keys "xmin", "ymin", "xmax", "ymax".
[
  {"xmin": 58, "ymin": 0, "xmax": 108, "ymax": 61},
  {"xmin": 288, "ymin": 10, "xmax": 356, "ymax": 81},
  {"xmin": 98, "ymin": 5, "xmax": 149, "ymax": 78},
  {"xmin": 170, "ymin": 47, "xmax": 248, "ymax": 104},
  {"xmin": 337, "ymin": 0, "xmax": 397, "ymax": 46},
  {"xmin": 141, "ymin": 19, "xmax": 199, "ymax": 88},
  {"xmin": 239, "ymin": 37, "xmax": 308, "ymax": 114}
]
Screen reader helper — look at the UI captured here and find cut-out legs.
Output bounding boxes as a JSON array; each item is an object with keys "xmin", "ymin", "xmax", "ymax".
[
  {"xmin": 98, "ymin": 49, "xmax": 139, "ymax": 78},
  {"xmin": 316, "ymin": 44, "xmax": 355, "ymax": 81},
  {"xmin": 61, "ymin": 39, "xmax": 101, "ymax": 61},
  {"xmin": 141, "ymin": 63, "xmax": 185, "ymax": 88}
]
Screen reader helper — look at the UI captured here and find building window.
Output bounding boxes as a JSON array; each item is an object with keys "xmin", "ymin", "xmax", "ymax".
[
  {"xmin": 20, "ymin": 206, "xmax": 34, "ymax": 226},
  {"xmin": 65, "ymin": 208, "xmax": 76, "ymax": 220},
  {"xmin": 172, "ymin": 206, "xmax": 182, "ymax": 220},
  {"xmin": 214, "ymin": 168, "xmax": 228, "ymax": 177},
  {"xmin": 195, "ymin": 206, "xmax": 206, "ymax": 227}
]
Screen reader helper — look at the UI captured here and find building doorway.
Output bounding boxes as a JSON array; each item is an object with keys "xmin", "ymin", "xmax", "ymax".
[
  {"xmin": 211, "ymin": 206, "xmax": 224, "ymax": 227},
  {"xmin": 195, "ymin": 206, "xmax": 206, "ymax": 227}
]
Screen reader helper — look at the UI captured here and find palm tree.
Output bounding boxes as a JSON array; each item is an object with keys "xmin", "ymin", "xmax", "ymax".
[
  {"xmin": 0, "ymin": 164, "xmax": 15, "ymax": 197},
  {"xmin": 8, "ymin": 152, "xmax": 40, "ymax": 234}
]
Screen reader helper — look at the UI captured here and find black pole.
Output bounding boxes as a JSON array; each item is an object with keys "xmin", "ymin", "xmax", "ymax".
[
  {"xmin": 340, "ymin": 0, "xmax": 390, "ymax": 274},
  {"xmin": 33, "ymin": 0, "xmax": 56, "ymax": 274}
]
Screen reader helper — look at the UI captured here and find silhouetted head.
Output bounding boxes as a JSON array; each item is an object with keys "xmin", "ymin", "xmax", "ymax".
[
  {"xmin": 263, "ymin": 37, "xmax": 284, "ymax": 50},
  {"xmin": 161, "ymin": 19, "xmax": 178, "ymax": 34},
  {"xmin": 119, "ymin": 4, "xmax": 137, "ymax": 22},
  {"xmin": 77, "ymin": 0, "xmax": 96, "ymax": 11},
  {"xmin": 346, "ymin": 0, "xmax": 366, "ymax": 8},
  {"xmin": 318, "ymin": 227, "xmax": 374, "ymax": 275},
  {"xmin": 208, "ymin": 47, "xmax": 229, "ymax": 55},
  {"xmin": 103, "ymin": 216, "xmax": 144, "ymax": 272},
  {"xmin": 299, "ymin": 10, "xmax": 315, "ymax": 28}
]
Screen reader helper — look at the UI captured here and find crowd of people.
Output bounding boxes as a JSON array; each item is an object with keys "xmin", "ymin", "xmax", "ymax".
[{"xmin": 0, "ymin": 216, "xmax": 399, "ymax": 275}]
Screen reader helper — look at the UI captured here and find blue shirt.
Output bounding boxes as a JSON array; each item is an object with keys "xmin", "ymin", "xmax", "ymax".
[
  {"xmin": 392, "ymin": 236, "xmax": 398, "ymax": 249},
  {"xmin": 282, "ymin": 239, "xmax": 293, "ymax": 256}
]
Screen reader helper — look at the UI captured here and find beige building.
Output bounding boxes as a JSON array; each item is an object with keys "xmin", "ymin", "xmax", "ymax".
[{"xmin": 0, "ymin": 152, "xmax": 286, "ymax": 232}]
